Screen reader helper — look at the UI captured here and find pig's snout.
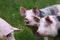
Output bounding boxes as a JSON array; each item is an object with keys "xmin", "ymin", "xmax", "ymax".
[{"xmin": 24, "ymin": 18, "xmax": 30, "ymax": 24}]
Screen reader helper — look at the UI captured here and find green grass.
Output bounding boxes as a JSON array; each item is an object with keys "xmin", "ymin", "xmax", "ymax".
[{"xmin": 0, "ymin": 0, "xmax": 60, "ymax": 40}]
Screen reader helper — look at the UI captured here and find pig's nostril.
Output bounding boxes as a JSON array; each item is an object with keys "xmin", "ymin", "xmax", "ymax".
[
  {"xmin": 24, "ymin": 20, "xmax": 29, "ymax": 24},
  {"xmin": 24, "ymin": 18, "xmax": 29, "ymax": 24},
  {"xmin": 26, "ymin": 21, "xmax": 29, "ymax": 24}
]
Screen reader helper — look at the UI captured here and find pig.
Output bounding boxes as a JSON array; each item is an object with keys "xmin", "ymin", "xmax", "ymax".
[
  {"xmin": 0, "ymin": 18, "xmax": 20, "ymax": 40},
  {"xmin": 20, "ymin": 4, "xmax": 60, "ymax": 40},
  {"xmin": 37, "ymin": 15, "xmax": 60, "ymax": 40}
]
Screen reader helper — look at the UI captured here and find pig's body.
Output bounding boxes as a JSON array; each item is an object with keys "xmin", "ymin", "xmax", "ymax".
[
  {"xmin": 0, "ymin": 18, "xmax": 20, "ymax": 40},
  {"xmin": 37, "ymin": 16, "xmax": 60, "ymax": 40},
  {"xmin": 39, "ymin": 5, "xmax": 58, "ymax": 18}
]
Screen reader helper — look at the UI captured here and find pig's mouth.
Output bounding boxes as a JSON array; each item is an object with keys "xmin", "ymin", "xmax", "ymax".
[{"xmin": 25, "ymin": 22, "xmax": 30, "ymax": 24}]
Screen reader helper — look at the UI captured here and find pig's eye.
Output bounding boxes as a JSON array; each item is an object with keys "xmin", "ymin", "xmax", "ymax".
[
  {"xmin": 33, "ymin": 16, "xmax": 40, "ymax": 22},
  {"xmin": 6, "ymin": 33, "xmax": 11, "ymax": 37}
]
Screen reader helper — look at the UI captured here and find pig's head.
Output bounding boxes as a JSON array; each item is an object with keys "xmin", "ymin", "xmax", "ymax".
[
  {"xmin": 37, "ymin": 16, "xmax": 58, "ymax": 37},
  {"xmin": 0, "ymin": 18, "xmax": 20, "ymax": 40},
  {"xmin": 0, "ymin": 27, "xmax": 20, "ymax": 40},
  {"xmin": 20, "ymin": 7, "xmax": 40, "ymax": 26},
  {"xmin": 6, "ymin": 32, "xmax": 15, "ymax": 40},
  {"xmin": 6, "ymin": 27, "xmax": 20, "ymax": 40}
]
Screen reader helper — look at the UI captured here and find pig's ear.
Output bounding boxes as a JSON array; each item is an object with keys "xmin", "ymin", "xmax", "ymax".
[
  {"xmin": 20, "ymin": 7, "xmax": 26, "ymax": 16},
  {"xmin": 12, "ymin": 27, "xmax": 20, "ymax": 32},
  {"xmin": 33, "ymin": 7, "xmax": 39, "ymax": 16},
  {"xmin": 45, "ymin": 16, "xmax": 52, "ymax": 23}
]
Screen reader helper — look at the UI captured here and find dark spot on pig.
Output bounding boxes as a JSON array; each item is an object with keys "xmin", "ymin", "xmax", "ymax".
[{"xmin": 56, "ymin": 16, "xmax": 60, "ymax": 22}]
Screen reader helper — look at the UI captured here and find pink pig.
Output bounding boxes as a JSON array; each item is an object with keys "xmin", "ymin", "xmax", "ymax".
[{"xmin": 37, "ymin": 15, "xmax": 60, "ymax": 40}]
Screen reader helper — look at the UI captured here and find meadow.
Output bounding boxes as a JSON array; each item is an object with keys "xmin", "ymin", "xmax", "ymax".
[{"xmin": 0, "ymin": 0, "xmax": 60, "ymax": 40}]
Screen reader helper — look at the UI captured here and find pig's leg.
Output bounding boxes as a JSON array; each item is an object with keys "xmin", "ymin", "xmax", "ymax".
[
  {"xmin": 44, "ymin": 37, "xmax": 48, "ymax": 40},
  {"xmin": 53, "ymin": 37, "xmax": 60, "ymax": 40},
  {"xmin": 34, "ymin": 34, "xmax": 49, "ymax": 40},
  {"xmin": 34, "ymin": 34, "xmax": 40, "ymax": 40}
]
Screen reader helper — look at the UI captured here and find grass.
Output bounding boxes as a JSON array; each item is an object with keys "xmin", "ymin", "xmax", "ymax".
[{"xmin": 0, "ymin": 0, "xmax": 60, "ymax": 40}]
